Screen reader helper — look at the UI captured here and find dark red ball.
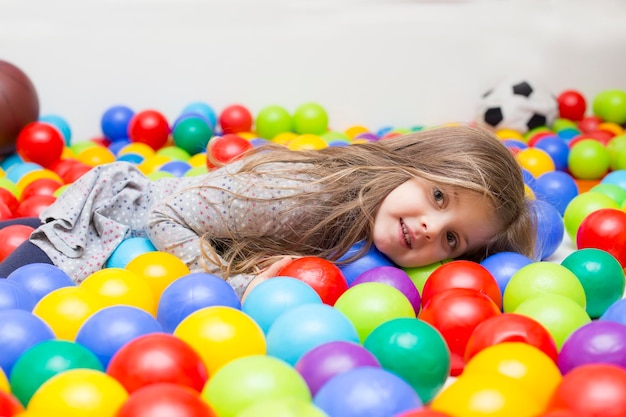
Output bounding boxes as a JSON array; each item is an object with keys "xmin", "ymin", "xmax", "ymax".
[
  {"xmin": 557, "ymin": 90, "xmax": 587, "ymax": 121},
  {"xmin": 207, "ymin": 134, "xmax": 253, "ymax": 166},
  {"xmin": 219, "ymin": 104, "xmax": 253, "ymax": 134},
  {"xmin": 577, "ymin": 208, "xmax": 626, "ymax": 268},
  {"xmin": 128, "ymin": 109, "xmax": 170, "ymax": 150},
  {"xmin": 15, "ymin": 194, "xmax": 56, "ymax": 218},
  {"xmin": 0, "ymin": 224, "xmax": 34, "ymax": 261},
  {"xmin": 278, "ymin": 256, "xmax": 349, "ymax": 305},
  {"xmin": 16, "ymin": 122, "xmax": 64, "ymax": 168},
  {"xmin": 115, "ymin": 383, "xmax": 217, "ymax": 417}
]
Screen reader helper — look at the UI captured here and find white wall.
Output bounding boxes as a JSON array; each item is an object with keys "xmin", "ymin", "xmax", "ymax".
[{"xmin": 2, "ymin": 0, "xmax": 626, "ymax": 141}]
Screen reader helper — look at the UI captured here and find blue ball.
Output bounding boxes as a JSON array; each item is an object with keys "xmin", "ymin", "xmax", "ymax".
[
  {"xmin": 75, "ymin": 305, "xmax": 163, "ymax": 368},
  {"xmin": 106, "ymin": 237, "xmax": 157, "ymax": 269},
  {"xmin": 557, "ymin": 127, "xmax": 581, "ymax": 141},
  {"xmin": 107, "ymin": 138, "xmax": 132, "ymax": 156},
  {"xmin": 533, "ymin": 171, "xmax": 579, "ymax": 216},
  {"xmin": 115, "ymin": 153, "xmax": 144, "ymax": 164},
  {"xmin": 7, "ymin": 263, "xmax": 74, "ymax": 302},
  {"xmin": 600, "ymin": 298, "xmax": 626, "ymax": 326},
  {"xmin": 6, "ymin": 162, "xmax": 42, "ymax": 183},
  {"xmin": 0, "ymin": 309, "xmax": 55, "ymax": 376},
  {"xmin": 480, "ymin": 251, "xmax": 534, "ymax": 294},
  {"xmin": 602, "ymin": 169, "xmax": 626, "ymax": 190},
  {"xmin": 522, "ymin": 168, "xmax": 538, "ymax": 194},
  {"xmin": 502, "ymin": 139, "xmax": 528, "ymax": 151},
  {"xmin": 531, "ymin": 199, "xmax": 564, "ymax": 260},
  {"xmin": 266, "ymin": 303, "xmax": 359, "ymax": 366},
  {"xmin": 101, "ymin": 105, "xmax": 135, "ymax": 142},
  {"xmin": 157, "ymin": 272, "xmax": 241, "ymax": 333},
  {"xmin": 181, "ymin": 102, "xmax": 217, "ymax": 130},
  {"xmin": 313, "ymin": 367, "xmax": 422, "ymax": 417},
  {"xmin": 534, "ymin": 136, "xmax": 570, "ymax": 171},
  {"xmin": 0, "ymin": 279, "xmax": 37, "ymax": 312},
  {"xmin": 338, "ymin": 241, "xmax": 395, "ymax": 285},
  {"xmin": 242, "ymin": 277, "xmax": 322, "ymax": 334},
  {"xmin": 159, "ymin": 160, "xmax": 192, "ymax": 177},
  {"xmin": 39, "ymin": 114, "xmax": 72, "ymax": 145}
]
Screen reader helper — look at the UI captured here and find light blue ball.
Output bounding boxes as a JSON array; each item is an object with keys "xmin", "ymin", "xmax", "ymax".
[
  {"xmin": 105, "ymin": 237, "xmax": 157, "ymax": 269},
  {"xmin": 39, "ymin": 114, "xmax": 72, "ymax": 145}
]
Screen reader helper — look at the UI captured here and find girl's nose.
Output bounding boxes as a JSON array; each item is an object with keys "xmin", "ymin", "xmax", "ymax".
[{"xmin": 422, "ymin": 218, "xmax": 441, "ymax": 240}]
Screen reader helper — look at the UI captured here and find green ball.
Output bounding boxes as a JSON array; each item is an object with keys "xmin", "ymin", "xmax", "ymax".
[
  {"xmin": 563, "ymin": 191, "xmax": 620, "ymax": 241},
  {"xmin": 156, "ymin": 145, "xmax": 191, "ymax": 161},
  {"xmin": 255, "ymin": 105, "xmax": 293, "ymax": 140},
  {"xmin": 593, "ymin": 89, "xmax": 626, "ymax": 124},
  {"xmin": 235, "ymin": 398, "xmax": 326, "ymax": 417},
  {"xmin": 334, "ymin": 282, "xmax": 416, "ymax": 343},
  {"xmin": 320, "ymin": 130, "xmax": 350, "ymax": 145},
  {"xmin": 202, "ymin": 355, "xmax": 311, "ymax": 417},
  {"xmin": 561, "ymin": 248, "xmax": 625, "ymax": 319},
  {"xmin": 402, "ymin": 260, "xmax": 448, "ymax": 294},
  {"xmin": 503, "ymin": 261, "xmax": 586, "ymax": 313},
  {"xmin": 9, "ymin": 339, "xmax": 103, "ymax": 407},
  {"xmin": 552, "ymin": 118, "xmax": 578, "ymax": 132},
  {"xmin": 567, "ymin": 139, "xmax": 610, "ymax": 180},
  {"xmin": 590, "ymin": 183, "xmax": 626, "ymax": 206},
  {"xmin": 173, "ymin": 117, "xmax": 213, "ymax": 155},
  {"xmin": 607, "ymin": 134, "xmax": 626, "ymax": 171},
  {"xmin": 293, "ymin": 103, "xmax": 328, "ymax": 135},
  {"xmin": 184, "ymin": 165, "xmax": 209, "ymax": 177},
  {"xmin": 514, "ymin": 293, "xmax": 591, "ymax": 350},
  {"xmin": 363, "ymin": 318, "xmax": 450, "ymax": 404}
]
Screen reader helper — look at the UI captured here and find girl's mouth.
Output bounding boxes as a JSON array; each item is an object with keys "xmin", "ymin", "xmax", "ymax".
[{"xmin": 400, "ymin": 218, "xmax": 412, "ymax": 249}]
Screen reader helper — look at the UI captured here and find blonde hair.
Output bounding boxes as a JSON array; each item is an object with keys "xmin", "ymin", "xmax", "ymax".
[{"xmin": 201, "ymin": 125, "xmax": 535, "ymax": 276}]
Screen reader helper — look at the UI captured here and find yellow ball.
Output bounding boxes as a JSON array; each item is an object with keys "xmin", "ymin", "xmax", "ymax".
[
  {"xmin": 516, "ymin": 147, "xmax": 555, "ymax": 177},
  {"xmin": 462, "ymin": 342, "xmax": 562, "ymax": 409},
  {"xmin": 16, "ymin": 169, "xmax": 63, "ymax": 195},
  {"xmin": 76, "ymin": 146, "xmax": 116, "ymax": 167},
  {"xmin": 271, "ymin": 132, "xmax": 298, "ymax": 146},
  {"xmin": 27, "ymin": 369, "xmax": 128, "ymax": 417},
  {"xmin": 496, "ymin": 129, "xmax": 525, "ymax": 141},
  {"xmin": 431, "ymin": 373, "xmax": 543, "ymax": 417},
  {"xmin": 33, "ymin": 287, "xmax": 103, "ymax": 341},
  {"xmin": 287, "ymin": 134, "xmax": 328, "ymax": 151},
  {"xmin": 125, "ymin": 252, "xmax": 190, "ymax": 302},
  {"xmin": 80, "ymin": 268, "xmax": 157, "ymax": 316},
  {"xmin": 187, "ymin": 152, "xmax": 208, "ymax": 168},
  {"xmin": 597, "ymin": 122, "xmax": 624, "ymax": 136},
  {"xmin": 137, "ymin": 155, "xmax": 171, "ymax": 175},
  {"xmin": 174, "ymin": 306, "xmax": 266, "ymax": 376},
  {"xmin": 344, "ymin": 125, "xmax": 370, "ymax": 139},
  {"xmin": 117, "ymin": 142, "xmax": 156, "ymax": 159},
  {"xmin": 0, "ymin": 368, "xmax": 9, "ymax": 393}
]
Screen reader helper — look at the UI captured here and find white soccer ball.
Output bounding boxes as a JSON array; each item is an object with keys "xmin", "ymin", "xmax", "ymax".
[{"xmin": 476, "ymin": 79, "xmax": 558, "ymax": 134}]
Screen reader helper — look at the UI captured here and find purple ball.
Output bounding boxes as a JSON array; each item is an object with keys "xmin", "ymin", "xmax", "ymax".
[
  {"xmin": 558, "ymin": 320, "xmax": 626, "ymax": 374},
  {"xmin": 294, "ymin": 341, "xmax": 380, "ymax": 396},
  {"xmin": 352, "ymin": 266, "xmax": 421, "ymax": 314}
]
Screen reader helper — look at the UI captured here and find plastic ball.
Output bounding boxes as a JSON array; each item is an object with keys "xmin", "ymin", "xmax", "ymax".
[
  {"xmin": 313, "ymin": 367, "xmax": 422, "ymax": 417},
  {"xmin": 27, "ymin": 369, "xmax": 128, "ymax": 417},
  {"xmin": 503, "ymin": 261, "xmax": 585, "ymax": 313},
  {"xmin": 558, "ymin": 320, "xmax": 626, "ymax": 374},
  {"xmin": 590, "ymin": 183, "xmax": 626, "ymax": 206},
  {"xmin": 593, "ymin": 89, "xmax": 626, "ymax": 124},
  {"xmin": 337, "ymin": 241, "xmax": 395, "ymax": 285},
  {"xmin": 157, "ymin": 272, "xmax": 241, "ymax": 333},
  {"xmin": 419, "ymin": 288, "xmax": 501, "ymax": 376},
  {"xmin": 20, "ymin": 177, "xmax": 62, "ymax": 200},
  {"xmin": 514, "ymin": 293, "xmax": 591, "ymax": 350},
  {"xmin": 80, "ymin": 268, "xmax": 156, "ymax": 316},
  {"xmin": 277, "ymin": 256, "xmax": 348, "ymax": 305},
  {"xmin": 125, "ymin": 250, "xmax": 191, "ymax": 301},
  {"xmin": 15, "ymin": 194, "xmax": 56, "ymax": 218},
  {"xmin": 293, "ymin": 103, "xmax": 328, "ymax": 135},
  {"xmin": 533, "ymin": 136, "xmax": 570, "ymax": 171},
  {"xmin": 75, "ymin": 305, "xmax": 163, "ymax": 368},
  {"xmin": 181, "ymin": 102, "xmax": 217, "ymax": 129},
  {"xmin": 219, "ymin": 104, "xmax": 253, "ymax": 134},
  {"xmin": 0, "ymin": 309, "xmax": 55, "ymax": 377},
  {"xmin": 421, "ymin": 260, "xmax": 502, "ymax": 310},
  {"xmin": 607, "ymin": 135, "xmax": 626, "ymax": 171},
  {"xmin": 105, "ymin": 237, "xmax": 156, "ymax": 269},
  {"xmin": 546, "ymin": 364, "xmax": 626, "ymax": 416},
  {"xmin": 173, "ymin": 116, "xmax": 213, "ymax": 155},
  {"xmin": 479, "ymin": 251, "xmax": 533, "ymax": 294},
  {"xmin": 464, "ymin": 313, "xmax": 558, "ymax": 363},
  {"xmin": 266, "ymin": 303, "xmax": 359, "ymax": 366},
  {"xmin": 563, "ymin": 191, "xmax": 619, "ymax": 242},
  {"xmin": 0, "ymin": 279, "xmax": 37, "ymax": 311},
  {"xmin": 0, "ymin": 391, "xmax": 23, "ymax": 416},
  {"xmin": 286, "ymin": 134, "xmax": 328, "ymax": 151},
  {"xmin": 402, "ymin": 260, "xmax": 449, "ymax": 294},
  {"xmin": 294, "ymin": 340, "xmax": 379, "ymax": 396},
  {"xmin": 364, "ymin": 318, "xmax": 450, "ymax": 404},
  {"xmin": 0, "ymin": 60, "xmax": 39, "ymax": 156},
  {"xmin": 557, "ymin": 90, "xmax": 587, "ymax": 121},
  {"xmin": 255, "ymin": 105, "xmax": 293, "ymax": 140},
  {"xmin": 533, "ymin": 171, "xmax": 579, "ymax": 216},
  {"xmin": 107, "ymin": 333, "xmax": 208, "ymax": 393},
  {"xmin": 127, "ymin": 109, "xmax": 170, "ymax": 150},
  {"xmin": 567, "ymin": 139, "xmax": 610, "ymax": 180},
  {"xmin": 174, "ymin": 306, "xmax": 266, "ymax": 376},
  {"xmin": 516, "ymin": 147, "xmax": 555, "ymax": 177},
  {"xmin": 5, "ymin": 161, "xmax": 42, "ymax": 183},
  {"xmin": 576, "ymin": 208, "xmax": 626, "ymax": 268},
  {"xmin": 9, "ymin": 339, "xmax": 103, "ymax": 407},
  {"xmin": 0, "ymin": 225, "xmax": 35, "ymax": 263},
  {"xmin": 158, "ymin": 160, "xmax": 191, "ymax": 177},
  {"xmin": 531, "ymin": 199, "xmax": 565, "ymax": 260},
  {"xmin": 6, "ymin": 263, "xmax": 74, "ymax": 302},
  {"xmin": 101, "ymin": 105, "xmax": 134, "ymax": 141},
  {"xmin": 15, "ymin": 122, "xmax": 64, "ymax": 168},
  {"xmin": 601, "ymin": 298, "xmax": 626, "ymax": 326},
  {"xmin": 235, "ymin": 397, "xmax": 326, "ymax": 417},
  {"xmin": 602, "ymin": 168, "xmax": 626, "ymax": 190},
  {"xmin": 352, "ymin": 265, "xmax": 421, "ymax": 314},
  {"xmin": 207, "ymin": 133, "xmax": 253, "ymax": 164},
  {"xmin": 242, "ymin": 277, "xmax": 322, "ymax": 334},
  {"xmin": 116, "ymin": 383, "xmax": 216, "ymax": 417},
  {"xmin": 202, "ymin": 355, "xmax": 310, "ymax": 417}
]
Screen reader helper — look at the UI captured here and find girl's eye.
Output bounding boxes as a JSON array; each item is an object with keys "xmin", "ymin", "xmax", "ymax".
[
  {"xmin": 433, "ymin": 188, "xmax": 445, "ymax": 205},
  {"xmin": 446, "ymin": 232, "xmax": 458, "ymax": 248}
]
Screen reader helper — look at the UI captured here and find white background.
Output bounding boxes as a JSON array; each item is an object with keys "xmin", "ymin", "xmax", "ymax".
[{"xmin": 2, "ymin": 0, "xmax": 626, "ymax": 142}]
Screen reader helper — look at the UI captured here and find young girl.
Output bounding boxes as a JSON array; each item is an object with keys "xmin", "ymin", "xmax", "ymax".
[{"xmin": 0, "ymin": 125, "xmax": 535, "ymax": 298}]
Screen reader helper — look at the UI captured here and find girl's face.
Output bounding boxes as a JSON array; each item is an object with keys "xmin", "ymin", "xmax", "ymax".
[{"xmin": 373, "ymin": 178, "xmax": 500, "ymax": 268}]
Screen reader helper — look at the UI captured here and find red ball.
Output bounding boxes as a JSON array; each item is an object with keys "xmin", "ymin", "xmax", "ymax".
[
  {"xmin": 278, "ymin": 256, "xmax": 349, "ymax": 305},
  {"xmin": 0, "ymin": 391, "xmax": 24, "ymax": 417},
  {"xmin": 0, "ymin": 224, "xmax": 34, "ymax": 261},
  {"xmin": 207, "ymin": 134, "xmax": 253, "ymax": 165},
  {"xmin": 547, "ymin": 364, "xmax": 626, "ymax": 416},
  {"xmin": 128, "ymin": 109, "xmax": 170, "ymax": 150},
  {"xmin": 21, "ymin": 178, "xmax": 63, "ymax": 200},
  {"xmin": 115, "ymin": 383, "xmax": 217, "ymax": 417},
  {"xmin": 15, "ymin": 194, "xmax": 56, "ymax": 218},
  {"xmin": 0, "ymin": 60, "xmax": 39, "ymax": 156},
  {"xmin": 421, "ymin": 260, "xmax": 502, "ymax": 310},
  {"xmin": 577, "ymin": 208, "xmax": 626, "ymax": 268},
  {"xmin": 0, "ymin": 188, "xmax": 19, "ymax": 214},
  {"xmin": 395, "ymin": 409, "xmax": 452, "ymax": 417},
  {"xmin": 419, "ymin": 288, "xmax": 501, "ymax": 376},
  {"xmin": 0, "ymin": 200, "xmax": 12, "ymax": 220},
  {"xmin": 107, "ymin": 333, "xmax": 208, "ymax": 393},
  {"xmin": 60, "ymin": 161, "xmax": 93, "ymax": 184},
  {"xmin": 219, "ymin": 104, "xmax": 253, "ymax": 134},
  {"xmin": 464, "ymin": 313, "xmax": 558, "ymax": 364},
  {"xmin": 577, "ymin": 116, "xmax": 602, "ymax": 134},
  {"xmin": 16, "ymin": 122, "xmax": 64, "ymax": 168},
  {"xmin": 557, "ymin": 90, "xmax": 587, "ymax": 121}
]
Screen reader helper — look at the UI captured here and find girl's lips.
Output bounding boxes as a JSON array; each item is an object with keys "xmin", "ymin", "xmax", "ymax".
[{"xmin": 400, "ymin": 218, "xmax": 412, "ymax": 249}]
